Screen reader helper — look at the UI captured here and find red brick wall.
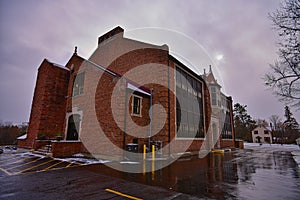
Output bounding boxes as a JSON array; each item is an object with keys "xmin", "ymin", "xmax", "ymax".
[
  {"xmin": 18, "ymin": 59, "xmax": 70, "ymax": 148},
  {"xmin": 65, "ymin": 54, "xmax": 85, "ymax": 113},
  {"xmin": 66, "ymin": 34, "xmax": 172, "ymax": 157},
  {"xmin": 93, "ymin": 47, "xmax": 170, "ymax": 156},
  {"xmin": 220, "ymin": 140, "xmax": 235, "ymax": 148},
  {"xmin": 79, "ymin": 33, "xmax": 214, "ymax": 156},
  {"xmin": 51, "ymin": 141, "xmax": 82, "ymax": 157}
]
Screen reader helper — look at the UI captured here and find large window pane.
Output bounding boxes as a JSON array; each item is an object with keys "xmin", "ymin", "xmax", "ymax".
[{"xmin": 176, "ymin": 67, "xmax": 204, "ymax": 138}]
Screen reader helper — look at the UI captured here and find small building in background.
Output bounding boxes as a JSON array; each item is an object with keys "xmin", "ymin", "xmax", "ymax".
[{"xmin": 252, "ymin": 125, "xmax": 273, "ymax": 144}]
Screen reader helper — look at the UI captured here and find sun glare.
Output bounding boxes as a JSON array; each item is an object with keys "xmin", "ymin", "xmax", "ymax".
[{"xmin": 216, "ymin": 54, "xmax": 224, "ymax": 61}]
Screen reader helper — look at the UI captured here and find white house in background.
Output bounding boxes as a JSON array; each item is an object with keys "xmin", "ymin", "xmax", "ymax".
[{"xmin": 252, "ymin": 125, "xmax": 273, "ymax": 144}]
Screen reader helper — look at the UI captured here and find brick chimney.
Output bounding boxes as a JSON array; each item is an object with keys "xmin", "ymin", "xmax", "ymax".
[{"xmin": 98, "ymin": 26, "xmax": 124, "ymax": 44}]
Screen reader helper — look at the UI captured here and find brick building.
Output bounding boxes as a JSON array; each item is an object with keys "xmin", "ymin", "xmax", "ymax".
[{"xmin": 18, "ymin": 27, "xmax": 236, "ymax": 158}]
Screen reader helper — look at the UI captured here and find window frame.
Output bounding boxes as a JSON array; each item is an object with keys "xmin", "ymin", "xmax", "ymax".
[
  {"xmin": 131, "ymin": 94, "xmax": 143, "ymax": 117},
  {"xmin": 72, "ymin": 72, "xmax": 85, "ymax": 97},
  {"xmin": 175, "ymin": 65, "xmax": 204, "ymax": 139}
]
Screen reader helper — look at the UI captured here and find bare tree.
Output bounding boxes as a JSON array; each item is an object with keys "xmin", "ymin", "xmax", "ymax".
[
  {"xmin": 265, "ymin": 0, "xmax": 300, "ymax": 108},
  {"xmin": 256, "ymin": 118, "xmax": 269, "ymax": 127},
  {"xmin": 269, "ymin": 114, "xmax": 282, "ymax": 130}
]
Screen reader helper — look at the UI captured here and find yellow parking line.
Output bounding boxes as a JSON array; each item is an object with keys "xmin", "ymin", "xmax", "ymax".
[
  {"xmin": 66, "ymin": 162, "xmax": 74, "ymax": 167},
  {"xmin": 41, "ymin": 164, "xmax": 82, "ymax": 172},
  {"xmin": 0, "ymin": 157, "xmax": 32, "ymax": 167},
  {"xmin": 16, "ymin": 159, "xmax": 54, "ymax": 174},
  {"xmin": 0, "ymin": 167, "xmax": 13, "ymax": 176},
  {"xmin": 5, "ymin": 157, "xmax": 43, "ymax": 170},
  {"xmin": 66, "ymin": 162, "xmax": 82, "ymax": 168},
  {"xmin": 41, "ymin": 161, "xmax": 63, "ymax": 171},
  {"xmin": 105, "ymin": 188, "xmax": 143, "ymax": 200},
  {"xmin": 0, "ymin": 157, "xmax": 21, "ymax": 164}
]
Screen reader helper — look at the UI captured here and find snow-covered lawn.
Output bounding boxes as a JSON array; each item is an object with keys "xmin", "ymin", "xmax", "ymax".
[{"xmin": 244, "ymin": 142, "xmax": 299, "ymax": 150}]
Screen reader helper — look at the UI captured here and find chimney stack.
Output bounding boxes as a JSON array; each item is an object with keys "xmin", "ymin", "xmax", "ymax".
[{"xmin": 98, "ymin": 26, "xmax": 124, "ymax": 45}]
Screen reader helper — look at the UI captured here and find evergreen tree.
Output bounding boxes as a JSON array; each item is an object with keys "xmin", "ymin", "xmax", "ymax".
[
  {"xmin": 233, "ymin": 103, "xmax": 256, "ymax": 141},
  {"xmin": 284, "ymin": 106, "xmax": 299, "ymax": 130},
  {"xmin": 283, "ymin": 106, "xmax": 299, "ymax": 143}
]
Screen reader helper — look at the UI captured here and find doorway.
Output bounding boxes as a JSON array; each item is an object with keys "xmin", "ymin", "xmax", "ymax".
[{"xmin": 66, "ymin": 114, "xmax": 81, "ymax": 140}]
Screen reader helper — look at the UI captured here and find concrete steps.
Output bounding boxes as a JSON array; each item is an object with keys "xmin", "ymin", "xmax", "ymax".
[{"xmin": 32, "ymin": 144, "xmax": 52, "ymax": 157}]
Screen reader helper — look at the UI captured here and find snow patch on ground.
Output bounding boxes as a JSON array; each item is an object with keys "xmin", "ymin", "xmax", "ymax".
[
  {"xmin": 244, "ymin": 142, "xmax": 299, "ymax": 149},
  {"xmin": 72, "ymin": 153, "xmax": 85, "ymax": 158},
  {"xmin": 56, "ymin": 157, "xmax": 112, "ymax": 165},
  {"xmin": 120, "ymin": 161, "xmax": 140, "ymax": 164}
]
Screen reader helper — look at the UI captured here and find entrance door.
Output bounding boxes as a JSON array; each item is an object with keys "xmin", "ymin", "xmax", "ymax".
[{"xmin": 66, "ymin": 114, "xmax": 80, "ymax": 140}]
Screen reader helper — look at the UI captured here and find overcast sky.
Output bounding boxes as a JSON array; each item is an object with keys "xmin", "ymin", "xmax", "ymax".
[{"xmin": 0, "ymin": 0, "xmax": 299, "ymax": 124}]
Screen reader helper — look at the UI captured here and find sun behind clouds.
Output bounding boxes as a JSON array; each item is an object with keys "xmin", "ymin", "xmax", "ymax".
[{"xmin": 216, "ymin": 54, "xmax": 224, "ymax": 61}]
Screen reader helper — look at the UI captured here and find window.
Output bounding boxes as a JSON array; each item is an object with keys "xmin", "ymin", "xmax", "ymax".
[
  {"xmin": 73, "ymin": 73, "xmax": 84, "ymax": 97},
  {"xmin": 264, "ymin": 130, "xmax": 269, "ymax": 134},
  {"xmin": 221, "ymin": 110, "xmax": 233, "ymax": 139},
  {"xmin": 175, "ymin": 66, "xmax": 204, "ymax": 138},
  {"xmin": 254, "ymin": 130, "xmax": 258, "ymax": 134},
  {"xmin": 132, "ymin": 95, "xmax": 142, "ymax": 116},
  {"xmin": 211, "ymin": 87, "xmax": 217, "ymax": 105}
]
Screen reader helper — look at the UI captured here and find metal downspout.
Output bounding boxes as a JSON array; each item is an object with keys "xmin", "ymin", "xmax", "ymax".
[
  {"xmin": 168, "ymin": 58, "xmax": 171, "ymax": 157},
  {"xmin": 123, "ymin": 82, "xmax": 128, "ymax": 154},
  {"xmin": 149, "ymin": 89, "xmax": 153, "ymax": 150}
]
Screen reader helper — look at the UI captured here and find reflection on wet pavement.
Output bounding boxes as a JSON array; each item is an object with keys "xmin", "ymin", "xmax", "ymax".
[{"xmin": 86, "ymin": 145, "xmax": 299, "ymax": 199}]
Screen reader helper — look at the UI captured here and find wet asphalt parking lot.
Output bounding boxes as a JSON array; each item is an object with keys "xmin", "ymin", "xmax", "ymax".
[{"xmin": 0, "ymin": 144, "xmax": 299, "ymax": 200}]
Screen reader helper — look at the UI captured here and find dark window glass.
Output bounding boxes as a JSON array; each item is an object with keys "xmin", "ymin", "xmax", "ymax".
[
  {"xmin": 175, "ymin": 66, "xmax": 204, "ymax": 138},
  {"xmin": 132, "ymin": 95, "xmax": 142, "ymax": 116},
  {"xmin": 222, "ymin": 109, "xmax": 233, "ymax": 139},
  {"xmin": 211, "ymin": 87, "xmax": 217, "ymax": 105}
]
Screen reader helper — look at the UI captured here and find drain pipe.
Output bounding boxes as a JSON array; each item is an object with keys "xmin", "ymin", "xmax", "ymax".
[
  {"xmin": 149, "ymin": 89, "xmax": 153, "ymax": 151},
  {"xmin": 167, "ymin": 58, "xmax": 171, "ymax": 157},
  {"xmin": 123, "ymin": 81, "xmax": 128, "ymax": 152}
]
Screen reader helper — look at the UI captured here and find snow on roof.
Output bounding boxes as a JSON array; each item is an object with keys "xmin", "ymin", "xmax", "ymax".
[
  {"xmin": 53, "ymin": 63, "xmax": 70, "ymax": 71},
  {"xmin": 45, "ymin": 59, "xmax": 70, "ymax": 71},
  {"xmin": 127, "ymin": 83, "xmax": 151, "ymax": 96},
  {"xmin": 17, "ymin": 134, "xmax": 27, "ymax": 140}
]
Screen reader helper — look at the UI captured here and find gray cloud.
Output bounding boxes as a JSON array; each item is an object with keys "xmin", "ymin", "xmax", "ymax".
[{"xmin": 0, "ymin": 0, "xmax": 298, "ymax": 124}]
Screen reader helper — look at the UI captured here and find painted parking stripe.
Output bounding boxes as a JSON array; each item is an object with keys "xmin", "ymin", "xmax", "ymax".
[
  {"xmin": 0, "ymin": 157, "xmax": 22, "ymax": 164},
  {"xmin": 41, "ymin": 161, "xmax": 64, "ymax": 171},
  {"xmin": 16, "ymin": 159, "xmax": 55, "ymax": 174},
  {"xmin": 0, "ymin": 167, "xmax": 13, "ymax": 176},
  {"xmin": 105, "ymin": 188, "xmax": 143, "ymax": 200},
  {"xmin": 66, "ymin": 162, "xmax": 82, "ymax": 168},
  {"xmin": 0, "ymin": 156, "xmax": 32, "ymax": 167},
  {"xmin": 1, "ymin": 155, "xmax": 85, "ymax": 175},
  {"xmin": 5, "ymin": 157, "xmax": 43, "ymax": 170}
]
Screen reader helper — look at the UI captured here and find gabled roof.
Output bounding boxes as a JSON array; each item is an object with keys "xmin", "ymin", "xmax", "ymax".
[
  {"xmin": 45, "ymin": 59, "xmax": 70, "ymax": 71},
  {"xmin": 203, "ymin": 65, "xmax": 221, "ymax": 87},
  {"xmin": 252, "ymin": 125, "xmax": 272, "ymax": 131}
]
